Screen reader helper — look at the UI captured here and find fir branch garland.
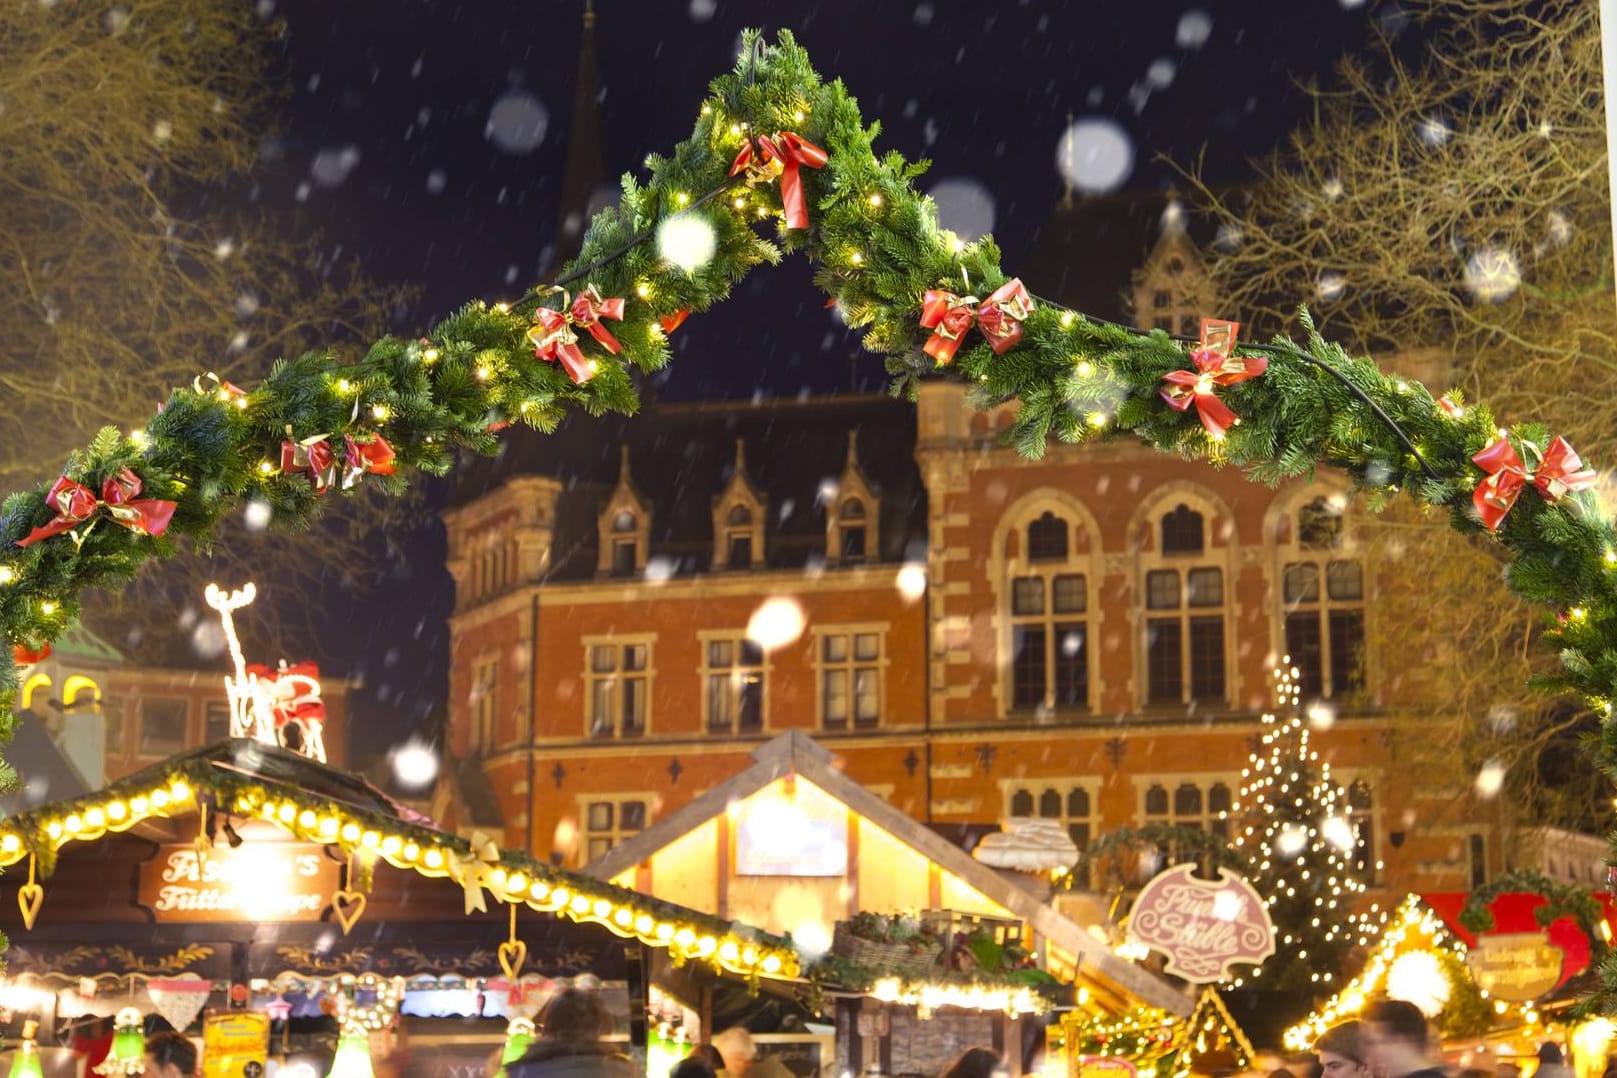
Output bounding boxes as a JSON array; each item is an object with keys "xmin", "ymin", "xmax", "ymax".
[{"xmin": 1, "ymin": 31, "xmax": 1615, "ymax": 859}]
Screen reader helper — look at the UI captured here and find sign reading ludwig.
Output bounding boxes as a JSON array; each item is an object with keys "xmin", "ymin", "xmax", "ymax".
[
  {"xmin": 1127, "ymin": 863, "xmax": 1276, "ymax": 983},
  {"xmin": 138, "ymin": 843, "xmax": 339, "ymax": 922}
]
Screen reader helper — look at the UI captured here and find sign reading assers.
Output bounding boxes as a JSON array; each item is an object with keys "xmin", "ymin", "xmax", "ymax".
[
  {"xmin": 138, "ymin": 843, "xmax": 338, "ymax": 922},
  {"xmin": 1128, "ymin": 863, "xmax": 1276, "ymax": 983}
]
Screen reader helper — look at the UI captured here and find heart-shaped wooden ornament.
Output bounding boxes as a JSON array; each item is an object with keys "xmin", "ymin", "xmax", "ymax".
[
  {"xmin": 498, "ymin": 938, "xmax": 527, "ymax": 981},
  {"xmin": 17, "ymin": 882, "xmax": 43, "ymax": 929},
  {"xmin": 330, "ymin": 889, "xmax": 367, "ymax": 935}
]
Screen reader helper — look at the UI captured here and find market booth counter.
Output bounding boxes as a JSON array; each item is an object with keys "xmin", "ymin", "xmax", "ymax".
[{"xmin": 0, "ymin": 741, "xmax": 800, "ymax": 1078}]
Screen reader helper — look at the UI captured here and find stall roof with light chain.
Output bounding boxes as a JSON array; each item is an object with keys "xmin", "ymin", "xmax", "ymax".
[
  {"xmin": 0, "ymin": 739, "xmax": 799, "ymax": 985},
  {"xmin": 1047, "ymin": 988, "xmax": 1256, "ymax": 1078}
]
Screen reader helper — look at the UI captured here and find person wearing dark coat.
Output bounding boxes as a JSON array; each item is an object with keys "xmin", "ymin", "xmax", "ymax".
[{"xmin": 506, "ymin": 989, "xmax": 634, "ymax": 1078}]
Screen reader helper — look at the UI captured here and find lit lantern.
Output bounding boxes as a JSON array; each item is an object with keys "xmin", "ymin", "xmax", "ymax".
[
  {"xmin": 325, "ymin": 1028, "xmax": 375, "ymax": 1078},
  {"xmin": 9, "ymin": 1021, "xmax": 43, "ymax": 1078},
  {"xmin": 95, "ymin": 1009, "xmax": 146, "ymax": 1076}
]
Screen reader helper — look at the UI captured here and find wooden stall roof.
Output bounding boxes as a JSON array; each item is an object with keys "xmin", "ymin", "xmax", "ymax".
[{"xmin": 0, "ymin": 740, "xmax": 799, "ymax": 982}]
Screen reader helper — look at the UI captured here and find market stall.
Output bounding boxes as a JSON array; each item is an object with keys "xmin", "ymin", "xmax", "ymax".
[
  {"xmin": 1284, "ymin": 887, "xmax": 1617, "ymax": 1076},
  {"xmin": 1042, "ymin": 988, "xmax": 1256, "ymax": 1078},
  {"xmin": 0, "ymin": 740, "xmax": 799, "ymax": 1078}
]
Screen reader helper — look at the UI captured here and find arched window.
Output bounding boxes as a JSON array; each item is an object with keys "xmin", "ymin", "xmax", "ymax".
[
  {"xmin": 713, "ymin": 441, "xmax": 765, "ymax": 570},
  {"xmin": 728, "ymin": 505, "xmax": 752, "ymax": 526},
  {"xmin": 1144, "ymin": 784, "xmax": 1169, "ymax": 816},
  {"xmin": 1160, "ymin": 504, "xmax": 1204, "ymax": 554},
  {"xmin": 597, "ymin": 447, "xmax": 651, "ymax": 578},
  {"xmin": 1010, "ymin": 789, "xmax": 1034, "ymax": 816},
  {"xmin": 1143, "ymin": 501, "xmax": 1226, "ymax": 705},
  {"xmin": 1142, "ymin": 777, "xmax": 1234, "ymax": 839},
  {"xmin": 612, "ymin": 510, "xmax": 637, "ymax": 532},
  {"xmin": 1027, "ymin": 512, "xmax": 1069, "ymax": 561},
  {"xmin": 1282, "ymin": 495, "xmax": 1365, "ymax": 699},
  {"xmin": 1008, "ymin": 508, "xmax": 1089, "ymax": 712}
]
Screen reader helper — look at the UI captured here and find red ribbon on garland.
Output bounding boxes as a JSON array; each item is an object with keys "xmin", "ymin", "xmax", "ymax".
[
  {"xmin": 728, "ymin": 131, "xmax": 829, "ymax": 230},
  {"xmin": 1471, "ymin": 435, "xmax": 1596, "ymax": 531},
  {"xmin": 342, "ymin": 433, "xmax": 396, "ymax": 490},
  {"xmin": 13, "ymin": 643, "xmax": 50, "ymax": 665},
  {"xmin": 16, "ymin": 470, "xmax": 177, "ymax": 548},
  {"xmin": 917, "ymin": 278, "xmax": 1035, "ymax": 365},
  {"xmin": 280, "ymin": 434, "xmax": 338, "ymax": 493},
  {"xmin": 659, "ymin": 308, "xmax": 692, "ymax": 335},
  {"xmin": 569, "ymin": 287, "xmax": 626, "ymax": 354},
  {"xmin": 1158, "ymin": 319, "xmax": 1266, "ymax": 441},
  {"xmin": 527, "ymin": 308, "xmax": 594, "ymax": 384}
]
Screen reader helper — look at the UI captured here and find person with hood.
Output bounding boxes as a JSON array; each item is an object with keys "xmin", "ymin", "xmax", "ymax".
[{"xmin": 506, "ymin": 989, "xmax": 633, "ymax": 1078}]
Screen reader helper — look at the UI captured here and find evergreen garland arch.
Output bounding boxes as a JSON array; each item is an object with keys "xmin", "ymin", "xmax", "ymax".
[{"xmin": 2, "ymin": 32, "xmax": 1614, "ymax": 848}]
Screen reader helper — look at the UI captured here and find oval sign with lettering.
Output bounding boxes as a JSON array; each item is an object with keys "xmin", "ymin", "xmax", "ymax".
[
  {"xmin": 1465, "ymin": 932, "xmax": 1564, "ymax": 1002},
  {"xmin": 1128, "ymin": 863, "xmax": 1276, "ymax": 983}
]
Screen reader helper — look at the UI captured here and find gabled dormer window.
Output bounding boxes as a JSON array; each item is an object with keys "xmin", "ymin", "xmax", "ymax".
[
  {"xmin": 712, "ymin": 440, "xmax": 765, "ymax": 570},
  {"xmin": 827, "ymin": 431, "xmax": 880, "ymax": 566},
  {"xmin": 838, "ymin": 500, "xmax": 867, "ymax": 562},
  {"xmin": 597, "ymin": 446, "xmax": 651, "ymax": 577}
]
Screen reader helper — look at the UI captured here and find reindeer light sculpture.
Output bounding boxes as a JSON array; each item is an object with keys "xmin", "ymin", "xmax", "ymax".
[{"xmin": 203, "ymin": 583, "xmax": 328, "ymax": 762}]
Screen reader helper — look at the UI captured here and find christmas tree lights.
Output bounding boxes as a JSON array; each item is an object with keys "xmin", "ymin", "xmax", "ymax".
[{"xmin": 1226, "ymin": 663, "xmax": 1378, "ymax": 992}]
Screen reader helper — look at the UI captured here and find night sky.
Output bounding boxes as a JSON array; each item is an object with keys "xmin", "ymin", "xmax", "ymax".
[{"xmin": 252, "ymin": 0, "xmax": 1404, "ymax": 760}]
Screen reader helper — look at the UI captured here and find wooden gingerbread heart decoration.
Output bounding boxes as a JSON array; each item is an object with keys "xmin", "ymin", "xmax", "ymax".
[
  {"xmin": 330, "ymin": 889, "xmax": 367, "ymax": 935},
  {"xmin": 17, "ymin": 882, "xmax": 43, "ymax": 930},
  {"xmin": 498, "ymin": 938, "xmax": 527, "ymax": 981}
]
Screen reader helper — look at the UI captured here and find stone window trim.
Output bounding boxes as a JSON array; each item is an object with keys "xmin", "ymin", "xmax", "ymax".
[
  {"xmin": 577, "ymin": 792, "xmax": 656, "ymax": 867},
  {"xmin": 1130, "ymin": 771, "xmax": 1241, "ymax": 833},
  {"xmin": 811, "ymin": 622, "xmax": 892, "ymax": 731},
  {"xmin": 471, "ymin": 653, "xmax": 501, "ymax": 751},
  {"xmin": 580, "ymin": 633, "xmax": 658, "ymax": 739},
  {"xmin": 988, "ymin": 491, "xmax": 1104, "ymax": 719},
  {"xmin": 998, "ymin": 776, "xmax": 1099, "ymax": 851},
  {"xmin": 712, "ymin": 440, "xmax": 767, "ymax": 570},
  {"xmin": 597, "ymin": 445, "xmax": 652, "ymax": 577},
  {"xmin": 1131, "ymin": 486, "xmax": 1237, "ymax": 710},
  {"xmin": 697, "ymin": 628, "xmax": 771, "ymax": 735},
  {"xmin": 1267, "ymin": 485, "xmax": 1370, "ymax": 702}
]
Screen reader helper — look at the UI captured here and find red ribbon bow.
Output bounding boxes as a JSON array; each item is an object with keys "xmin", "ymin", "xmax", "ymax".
[
  {"xmin": 1471, "ymin": 435, "xmax": 1596, "ymax": 531},
  {"xmin": 569, "ymin": 286, "xmax": 626, "ymax": 355},
  {"xmin": 280, "ymin": 434, "xmax": 338, "ymax": 493},
  {"xmin": 728, "ymin": 131, "xmax": 829, "ymax": 230},
  {"xmin": 659, "ymin": 308, "xmax": 692, "ymax": 336},
  {"xmin": 527, "ymin": 308, "xmax": 594, "ymax": 384},
  {"xmin": 343, "ymin": 433, "xmax": 397, "ymax": 490},
  {"xmin": 1158, "ymin": 319, "xmax": 1265, "ymax": 441},
  {"xmin": 13, "ymin": 642, "xmax": 51, "ymax": 666},
  {"xmin": 17, "ymin": 469, "xmax": 178, "ymax": 548},
  {"xmin": 918, "ymin": 278, "xmax": 1035, "ymax": 365}
]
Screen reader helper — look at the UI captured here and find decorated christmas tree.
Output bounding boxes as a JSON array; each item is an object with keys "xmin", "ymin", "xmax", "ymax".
[{"xmin": 1228, "ymin": 663, "xmax": 1378, "ymax": 994}]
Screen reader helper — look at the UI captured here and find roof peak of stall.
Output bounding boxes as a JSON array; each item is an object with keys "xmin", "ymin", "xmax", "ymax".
[
  {"xmin": 0, "ymin": 738, "xmax": 799, "ymax": 981},
  {"xmin": 585, "ymin": 730, "xmax": 1191, "ymax": 1015}
]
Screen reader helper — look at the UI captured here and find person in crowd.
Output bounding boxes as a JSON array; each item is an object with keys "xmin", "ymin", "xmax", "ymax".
[
  {"xmin": 1535, "ymin": 1045, "xmax": 1572, "ymax": 1078},
  {"xmin": 1315, "ymin": 1021, "xmax": 1369, "ymax": 1078},
  {"xmin": 671, "ymin": 1059, "xmax": 717, "ymax": 1078},
  {"xmin": 713, "ymin": 1028, "xmax": 793, "ymax": 1078},
  {"xmin": 507, "ymin": 988, "xmax": 633, "ymax": 1078},
  {"xmin": 1287, "ymin": 1054, "xmax": 1323, "ymax": 1078},
  {"xmin": 144, "ymin": 1032, "xmax": 198, "ymax": 1078},
  {"xmin": 1363, "ymin": 1000, "xmax": 1446, "ymax": 1078},
  {"xmin": 940, "ymin": 1048, "xmax": 1005, "ymax": 1078},
  {"xmin": 686, "ymin": 1045, "xmax": 727, "ymax": 1077}
]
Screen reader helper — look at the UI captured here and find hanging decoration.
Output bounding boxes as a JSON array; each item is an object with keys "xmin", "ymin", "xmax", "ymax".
[
  {"xmin": 16, "ymin": 855, "xmax": 43, "ymax": 930},
  {"xmin": 278, "ymin": 432, "xmax": 338, "ymax": 493},
  {"xmin": 148, "ymin": 976, "xmax": 213, "ymax": 1033},
  {"xmin": 917, "ymin": 279, "xmax": 1034, "ymax": 365},
  {"xmin": 341, "ymin": 434, "xmax": 396, "ymax": 490},
  {"xmin": 499, "ymin": 903, "xmax": 528, "ymax": 982},
  {"xmin": 324, "ymin": 1026, "xmax": 376, "ymax": 1078},
  {"xmin": 95, "ymin": 1009, "xmax": 147, "ymax": 1076},
  {"xmin": 500, "ymin": 1017, "xmax": 536, "ymax": 1069}
]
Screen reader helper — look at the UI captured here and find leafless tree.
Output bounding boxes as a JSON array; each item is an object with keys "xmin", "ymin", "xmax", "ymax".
[{"xmin": 1188, "ymin": 0, "xmax": 1614, "ymax": 843}]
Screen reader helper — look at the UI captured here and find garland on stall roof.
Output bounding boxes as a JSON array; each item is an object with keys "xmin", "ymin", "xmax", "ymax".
[
  {"xmin": 1, "ymin": 33, "xmax": 1616, "ymax": 981},
  {"xmin": 0, "ymin": 749, "xmax": 798, "ymax": 982}
]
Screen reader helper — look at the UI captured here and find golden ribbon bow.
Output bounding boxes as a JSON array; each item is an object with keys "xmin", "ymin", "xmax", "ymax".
[{"xmin": 450, "ymin": 830, "xmax": 503, "ymax": 915}]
